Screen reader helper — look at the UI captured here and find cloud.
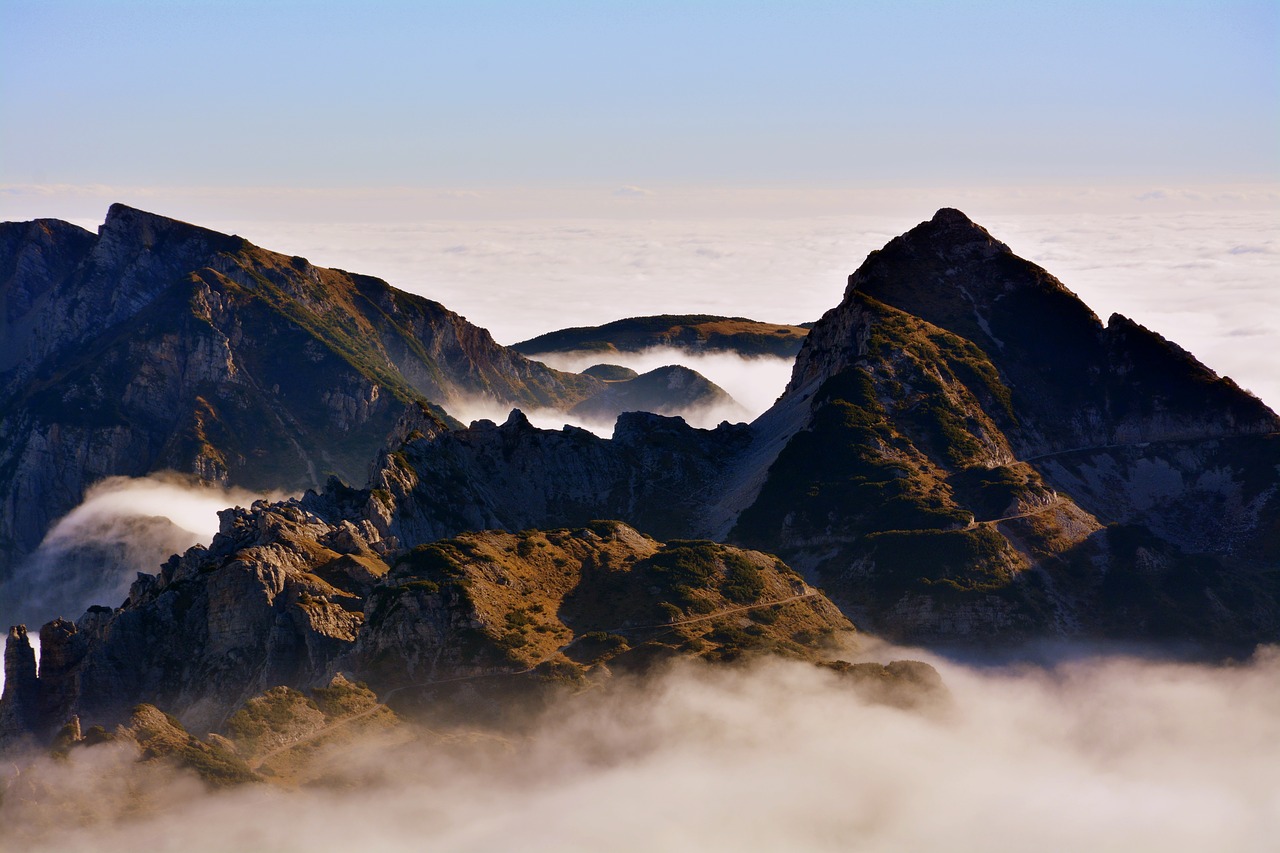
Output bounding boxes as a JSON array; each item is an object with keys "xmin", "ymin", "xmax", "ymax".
[
  {"xmin": 441, "ymin": 394, "xmax": 624, "ymax": 438},
  {"xmin": 0, "ymin": 474, "xmax": 292, "ymax": 639},
  {"xmin": 613, "ymin": 185, "xmax": 653, "ymax": 198},
  {"xmin": 219, "ymin": 209, "xmax": 1274, "ymax": 410},
  {"xmin": 4, "ymin": 646, "xmax": 1279, "ymax": 851},
  {"xmin": 531, "ymin": 348, "xmax": 794, "ymax": 423}
]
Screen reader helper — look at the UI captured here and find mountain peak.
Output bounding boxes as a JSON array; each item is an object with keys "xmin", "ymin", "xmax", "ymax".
[
  {"xmin": 931, "ymin": 207, "xmax": 976, "ymax": 226},
  {"xmin": 907, "ymin": 208, "xmax": 1011, "ymax": 256},
  {"xmin": 99, "ymin": 203, "xmax": 243, "ymax": 254}
]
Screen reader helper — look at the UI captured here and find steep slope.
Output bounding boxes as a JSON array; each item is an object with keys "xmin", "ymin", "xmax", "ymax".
[
  {"xmin": 514, "ymin": 314, "xmax": 810, "ymax": 358},
  {"xmin": 731, "ymin": 209, "xmax": 1280, "ymax": 645}
]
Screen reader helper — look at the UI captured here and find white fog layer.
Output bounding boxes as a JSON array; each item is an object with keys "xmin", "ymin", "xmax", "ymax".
[
  {"xmin": 4, "ymin": 648, "xmax": 1278, "ymax": 852},
  {"xmin": 0, "ymin": 475, "xmax": 291, "ymax": 674},
  {"xmin": 534, "ymin": 348, "xmax": 796, "ymax": 421},
  {"xmin": 194, "ymin": 208, "xmax": 1278, "ymax": 410}
]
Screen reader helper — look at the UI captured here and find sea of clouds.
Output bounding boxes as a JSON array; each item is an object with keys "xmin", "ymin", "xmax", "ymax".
[
  {"xmin": 4, "ymin": 645, "xmax": 1278, "ymax": 852},
  {"xmin": 187, "ymin": 205, "xmax": 1279, "ymax": 412},
  {"xmin": 13, "ymin": 185, "xmax": 1278, "ymax": 409}
]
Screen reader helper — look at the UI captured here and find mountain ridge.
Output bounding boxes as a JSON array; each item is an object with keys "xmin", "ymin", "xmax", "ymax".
[{"xmin": 0, "ymin": 205, "xmax": 732, "ymax": 576}]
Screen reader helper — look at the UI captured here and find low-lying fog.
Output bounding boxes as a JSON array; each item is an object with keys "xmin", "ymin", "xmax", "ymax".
[
  {"xmin": 536, "ymin": 347, "xmax": 795, "ymax": 419},
  {"xmin": 0, "ymin": 475, "xmax": 288, "ymax": 673},
  {"xmin": 5, "ymin": 646, "xmax": 1278, "ymax": 852}
]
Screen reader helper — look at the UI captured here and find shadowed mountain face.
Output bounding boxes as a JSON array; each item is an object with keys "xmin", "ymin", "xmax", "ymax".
[
  {"xmin": 350, "ymin": 210, "xmax": 1280, "ymax": 648},
  {"xmin": 734, "ymin": 209, "xmax": 1280, "ymax": 644},
  {"xmin": 0, "ymin": 206, "xmax": 728, "ymax": 576}
]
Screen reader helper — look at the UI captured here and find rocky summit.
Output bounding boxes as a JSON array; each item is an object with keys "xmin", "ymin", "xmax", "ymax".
[{"xmin": 1, "ymin": 207, "xmax": 1276, "ymax": 759}]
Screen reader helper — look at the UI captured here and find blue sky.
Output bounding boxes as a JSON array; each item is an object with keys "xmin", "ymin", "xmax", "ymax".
[{"xmin": 4, "ymin": 0, "xmax": 1277, "ymax": 194}]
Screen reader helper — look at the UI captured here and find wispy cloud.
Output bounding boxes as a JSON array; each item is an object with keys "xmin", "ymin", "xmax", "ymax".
[{"xmin": 0, "ymin": 474, "xmax": 291, "ymax": 637}]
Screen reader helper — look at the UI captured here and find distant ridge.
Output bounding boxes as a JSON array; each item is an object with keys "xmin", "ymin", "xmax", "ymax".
[
  {"xmin": 514, "ymin": 314, "xmax": 810, "ymax": 358},
  {"xmin": 0, "ymin": 206, "xmax": 725, "ymax": 575}
]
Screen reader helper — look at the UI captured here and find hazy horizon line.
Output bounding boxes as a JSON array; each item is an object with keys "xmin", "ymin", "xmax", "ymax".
[{"xmin": 4, "ymin": 180, "xmax": 1278, "ymax": 225}]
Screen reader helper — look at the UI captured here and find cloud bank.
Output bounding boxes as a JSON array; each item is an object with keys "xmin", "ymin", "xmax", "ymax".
[
  {"xmin": 3, "ymin": 647, "xmax": 1278, "ymax": 852},
  {"xmin": 179, "ymin": 206, "xmax": 1279, "ymax": 411},
  {"xmin": 0, "ymin": 474, "xmax": 291, "ymax": 647},
  {"xmin": 533, "ymin": 348, "xmax": 793, "ymax": 425},
  {"xmin": 3, "ymin": 189, "xmax": 1272, "ymax": 404}
]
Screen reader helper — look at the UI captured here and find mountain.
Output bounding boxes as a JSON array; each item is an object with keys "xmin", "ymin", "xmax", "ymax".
[
  {"xmin": 731, "ymin": 209, "xmax": 1280, "ymax": 644},
  {"xmin": 514, "ymin": 314, "xmax": 811, "ymax": 358},
  {"xmin": 569, "ymin": 364, "xmax": 746, "ymax": 422},
  {"xmin": 316, "ymin": 210, "xmax": 1280, "ymax": 648},
  {"xmin": 0, "ymin": 205, "xmax": 728, "ymax": 576}
]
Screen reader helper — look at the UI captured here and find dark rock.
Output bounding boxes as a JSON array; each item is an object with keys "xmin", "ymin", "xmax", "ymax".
[
  {"xmin": 0, "ymin": 625, "xmax": 39, "ymax": 739},
  {"xmin": 582, "ymin": 363, "xmax": 639, "ymax": 381}
]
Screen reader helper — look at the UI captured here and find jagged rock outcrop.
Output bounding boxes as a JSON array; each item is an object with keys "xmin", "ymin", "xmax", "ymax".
[
  {"xmin": 369, "ymin": 406, "xmax": 754, "ymax": 547},
  {"xmin": 0, "ymin": 471, "xmax": 851, "ymax": 741},
  {"xmin": 0, "ymin": 626, "xmax": 39, "ymax": 741},
  {"xmin": 514, "ymin": 314, "xmax": 811, "ymax": 358}
]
